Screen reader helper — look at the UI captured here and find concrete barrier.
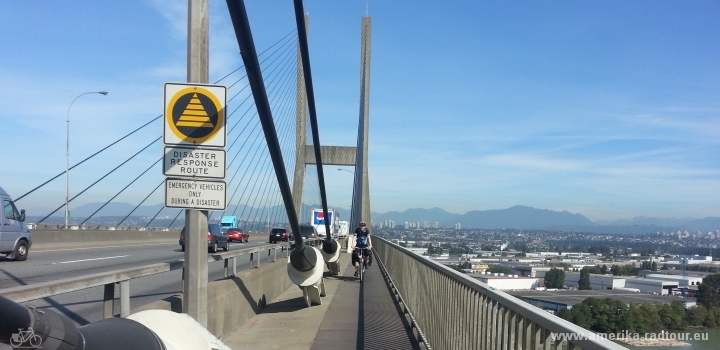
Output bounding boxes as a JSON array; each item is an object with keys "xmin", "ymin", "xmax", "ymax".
[
  {"xmin": 131, "ymin": 251, "xmax": 295, "ymax": 339},
  {"xmin": 30, "ymin": 229, "xmax": 180, "ymax": 250}
]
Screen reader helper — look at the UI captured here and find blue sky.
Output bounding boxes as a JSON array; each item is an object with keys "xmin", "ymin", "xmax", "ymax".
[{"xmin": 0, "ymin": 1, "xmax": 718, "ymax": 221}]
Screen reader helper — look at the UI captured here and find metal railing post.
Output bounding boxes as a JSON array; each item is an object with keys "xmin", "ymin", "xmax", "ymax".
[
  {"xmin": 103, "ymin": 283, "xmax": 115, "ymax": 318},
  {"xmin": 119, "ymin": 280, "xmax": 130, "ymax": 318}
]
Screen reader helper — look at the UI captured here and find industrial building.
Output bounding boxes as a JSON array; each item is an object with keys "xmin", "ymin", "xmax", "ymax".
[
  {"xmin": 643, "ymin": 273, "xmax": 704, "ymax": 286},
  {"xmin": 624, "ymin": 277, "xmax": 678, "ymax": 295},
  {"xmin": 564, "ymin": 273, "xmax": 626, "ymax": 290},
  {"xmin": 468, "ymin": 272, "xmax": 539, "ymax": 290},
  {"xmin": 509, "ymin": 289, "xmax": 695, "ymax": 314}
]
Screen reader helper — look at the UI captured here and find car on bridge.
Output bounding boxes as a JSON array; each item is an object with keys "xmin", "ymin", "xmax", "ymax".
[
  {"xmin": 179, "ymin": 223, "xmax": 229, "ymax": 253},
  {"xmin": 0, "ymin": 186, "xmax": 32, "ymax": 261},
  {"xmin": 287, "ymin": 225, "xmax": 318, "ymax": 248},
  {"xmin": 226, "ymin": 227, "xmax": 248, "ymax": 243},
  {"xmin": 299, "ymin": 224, "xmax": 318, "ymax": 246},
  {"xmin": 268, "ymin": 228, "xmax": 289, "ymax": 243}
]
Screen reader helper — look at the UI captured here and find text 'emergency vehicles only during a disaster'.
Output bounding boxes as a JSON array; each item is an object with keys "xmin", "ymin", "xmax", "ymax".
[
  {"xmin": 165, "ymin": 179, "xmax": 226, "ymax": 210},
  {"xmin": 163, "ymin": 146, "xmax": 226, "ymax": 179}
]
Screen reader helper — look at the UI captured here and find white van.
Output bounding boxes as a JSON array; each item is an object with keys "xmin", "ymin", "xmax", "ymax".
[{"xmin": 0, "ymin": 186, "xmax": 32, "ymax": 261}]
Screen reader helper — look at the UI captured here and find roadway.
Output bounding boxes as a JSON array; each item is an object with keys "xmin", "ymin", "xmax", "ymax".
[{"xmin": 0, "ymin": 238, "xmax": 291, "ymax": 326}]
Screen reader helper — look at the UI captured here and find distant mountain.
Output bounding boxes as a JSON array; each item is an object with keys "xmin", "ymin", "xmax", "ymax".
[
  {"xmin": 594, "ymin": 216, "xmax": 694, "ymax": 227},
  {"xmin": 681, "ymin": 217, "xmax": 720, "ymax": 233},
  {"xmin": 371, "ymin": 207, "xmax": 459, "ymax": 224},
  {"xmin": 370, "ymin": 205, "xmax": 719, "ymax": 233},
  {"xmin": 457, "ymin": 205, "xmax": 593, "ymax": 230},
  {"xmin": 368, "ymin": 205, "xmax": 593, "ymax": 230},
  {"xmin": 26, "ymin": 201, "xmax": 719, "ymax": 234}
]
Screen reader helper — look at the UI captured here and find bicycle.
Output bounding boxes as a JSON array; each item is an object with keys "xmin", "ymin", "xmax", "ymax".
[
  {"xmin": 10, "ymin": 327, "xmax": 42, "ymax": 348},
  {"xmin": 354, "ymin": 247, "xmax": 369, "ymax": 283}
]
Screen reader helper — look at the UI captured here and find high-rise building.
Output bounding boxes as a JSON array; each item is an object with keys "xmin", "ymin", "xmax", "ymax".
[{"xmin": 433, "ymin": 221, "xmax": 439, "ymax": 228}]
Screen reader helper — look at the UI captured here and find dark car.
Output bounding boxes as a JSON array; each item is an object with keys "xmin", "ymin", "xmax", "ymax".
[
  {"xmin": 179, "ymin": 223, "xmax": 229, "ymax": 253},
  {"xmin": 289, "ymin": 225, "xmax": 318, "ymax": 248},
  {"xmin": 269, "ymin": 228, "xmax": 289, "ymax": 243},
  {"xmin": 299, "ymin": 224, "xmax": 317, "ymax": 239},
  {"xmin": 226, "ymin": 227, "xmax": 248, "ymax": 243},
  {"xmin": 299, "ymin": 224, "xmax": 317, "ymax": 245}
]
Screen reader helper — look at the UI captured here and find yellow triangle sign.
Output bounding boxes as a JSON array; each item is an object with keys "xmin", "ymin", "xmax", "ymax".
[{"xmin": 176, "ymin": 93, "xmax": 213, "ymax": 128}]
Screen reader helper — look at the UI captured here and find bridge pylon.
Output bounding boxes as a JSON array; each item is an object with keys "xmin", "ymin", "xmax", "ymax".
[{"xmin": 291, "ymin": 17, "xmax": 372, "ymax": 240}]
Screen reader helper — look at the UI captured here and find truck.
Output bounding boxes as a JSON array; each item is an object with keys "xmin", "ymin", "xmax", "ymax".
[
  {"xmin": 337, "ymin": 220, "xmax": 349, "ymax": 237},
  {"xmin": 311, "ymin": 208, "xmax": 337, "ymax": 237},
  {"xmin": 220, "ymin": 216, "xmax": 238, "ymax": 232}
]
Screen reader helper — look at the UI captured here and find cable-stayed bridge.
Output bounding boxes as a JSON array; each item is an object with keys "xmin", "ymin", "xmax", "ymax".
[{"xmin": 0, "ymin": 1, "xmax": 626, "ymax": 349}]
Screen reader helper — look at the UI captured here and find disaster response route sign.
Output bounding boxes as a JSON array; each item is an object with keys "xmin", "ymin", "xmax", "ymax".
[
  {"xmin": 163, "ymin": 83, "xmax": 226, "ymax": 147},
  {"xmin": 163, "ymin": 146, "xmax": 226, "ymax": 179},
  {"xmin": 165, "ymin": 178, "xmax": 226, "ymax": 210}
]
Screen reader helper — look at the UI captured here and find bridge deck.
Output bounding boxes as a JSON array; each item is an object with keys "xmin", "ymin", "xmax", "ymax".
[{"xmin": 223, "ymin": 249, "xmax": 421, "ymax": 350}]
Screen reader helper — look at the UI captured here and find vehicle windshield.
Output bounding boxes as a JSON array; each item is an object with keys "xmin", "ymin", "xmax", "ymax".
[
  {"xmin": 299, "ymin": 226, "xmax": 315, "ymax": 235},
  {"xmin": 271, "ymin": 229, "xmax": 286, "ymax": 233},
  {"xmin": 209, "ymin": 224, "xmax": 222, "ymax": 235}
]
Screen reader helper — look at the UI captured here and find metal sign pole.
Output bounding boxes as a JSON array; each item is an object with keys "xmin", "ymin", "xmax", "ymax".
[{"xmin": 182, "ymin": 0, "xmax": 209, "ymax": 327}]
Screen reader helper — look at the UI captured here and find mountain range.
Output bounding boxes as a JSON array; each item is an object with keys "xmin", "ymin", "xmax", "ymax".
[
  {"xmin": 27, "ymin": 203, "xmax": 719, "ymax": 234},
  {"xmin": 369, "ymin": 205, "xmax": 719, "ymax": 234}
]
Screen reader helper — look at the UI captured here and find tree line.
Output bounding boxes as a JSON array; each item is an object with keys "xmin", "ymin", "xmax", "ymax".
[{"xmin": 558, "ymin": 274, "xmax": 720, "ymax": 331}]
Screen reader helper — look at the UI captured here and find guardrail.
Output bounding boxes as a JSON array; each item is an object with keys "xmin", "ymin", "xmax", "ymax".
[
  {"xmin": 0, "ymin": 238, "xmax": 325, "ymax": 318},
  {"xmin": 28, "ymin": 224, "xmax": 179, "ymax": 231},
  {"xmin": 374, "ymin": 237, "xmax": 628, "ymax": 350}
]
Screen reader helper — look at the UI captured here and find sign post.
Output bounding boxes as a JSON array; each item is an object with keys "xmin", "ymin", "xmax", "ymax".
[
  {"xmin": 162, "ymin": 80, "xmax": 226, "ymax": 327},
  {"xmin": 165, "ymin": 1, "xmax": 226, "ymax": 326}
]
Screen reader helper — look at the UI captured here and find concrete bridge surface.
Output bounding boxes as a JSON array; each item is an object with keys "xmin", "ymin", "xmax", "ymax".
[{"xmin": 223, "ymin": 251, "xmax": 421, "ymax": 350}]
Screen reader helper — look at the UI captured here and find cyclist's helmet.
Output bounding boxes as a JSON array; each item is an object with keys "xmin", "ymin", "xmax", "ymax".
[{"xmin": 359, "ymin": 221, "xmax": 366, "ymax": 226}]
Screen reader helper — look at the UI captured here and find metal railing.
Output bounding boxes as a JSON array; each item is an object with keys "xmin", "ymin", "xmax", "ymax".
[
  {"xmin": 28, "ymin": 224, "xmax": 179, "ymax": 231},
  {"xmin": 0, "ymin": 238, "xmax": 324, "ymax": 318},
  {"xmin": 374, "ymin": 237, "xmax": 628, "ymax": 350}
]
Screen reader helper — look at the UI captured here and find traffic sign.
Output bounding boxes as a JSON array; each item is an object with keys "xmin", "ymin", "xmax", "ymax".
[
  {"xmin": 164, "ymin": 83, "xmax": 227, "ymax": 147},
  {"xmin": 165, "ymin": 178, "xmax": 226, "ymax": 210},
  {"xmin": 164, "ymin": 146, "xmax": 226, "ymax": 179}
]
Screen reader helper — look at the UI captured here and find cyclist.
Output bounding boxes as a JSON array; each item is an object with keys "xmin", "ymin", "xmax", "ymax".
[{"xmin": 352, "ymin": 221, "xmax": 372, "ymax": 277}]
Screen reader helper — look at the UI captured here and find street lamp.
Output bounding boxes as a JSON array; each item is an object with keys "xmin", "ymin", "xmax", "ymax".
[
  {"xmin": 65, "ymin": 91, "xmax": 108, "ymax": 228},
  {"xmin": 337, "ymin": 168, "xmax": 354, "ymax": 175}
]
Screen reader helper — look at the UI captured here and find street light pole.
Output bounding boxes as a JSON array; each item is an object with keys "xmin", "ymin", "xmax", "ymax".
[
  {"xmin": 65, "ymin": 91, "xmax": 108, "ymax": 229},
  {"xmin": 337, "ymin": 168, "xmax": 354, "ymax": 175}
]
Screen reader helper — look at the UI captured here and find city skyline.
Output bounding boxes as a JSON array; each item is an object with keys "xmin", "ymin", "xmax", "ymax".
[{"xmin": 1, "ymin": 1, "xmax": 718, "ymax": 221}]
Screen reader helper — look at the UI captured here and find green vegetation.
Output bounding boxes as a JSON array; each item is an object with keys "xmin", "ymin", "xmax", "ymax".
[
  {"xmin": 578, "ymin": 268, "xmax": 591, "ymax": 290},
  {"xmin": 550, "ymin": 262, "xmax": 571, "ymax": 270},
  {"xmin": 487, "ymin": 266, "xmax": 515, "ymax": 275},
  {"xmin": 447, "ymin": 262, "xmax": 472, "ymax": 271},
  {"xmin": 560, "ymin": 274, "xmax": 720, "ymax": 332},
  {"xmin": 583, "ymin": 264, "xmax": 642, "ymax": 276},
  {"xmin": 697, "ymin": 274, "xmax": 720, "ymax": 310},
  {"xmin": 560, "ymin": 298, "xmax": 687, "ymax": 332},
  {"xmin": 544, "ymin": 267, "xmax": 565, "ymax": 288}
]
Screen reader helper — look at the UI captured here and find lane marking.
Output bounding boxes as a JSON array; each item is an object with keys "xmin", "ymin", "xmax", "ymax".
[
  {"xmin": 32, "ymin": 242, "xmax": 177, "ymax": 253},
  {"xmin": 54, "ymin": 255, "xmax": 129, "ymax": 264}
]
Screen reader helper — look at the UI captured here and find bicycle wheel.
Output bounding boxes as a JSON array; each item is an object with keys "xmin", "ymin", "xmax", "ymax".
[
  {"xmin": 360, "ymin": 260, "xmax": 365, "ymax": 283},
  {"xmin": 30, "ymin": 335, "xmax": 42, "ymax": 347},
  {"xmin": 9, "ymin": 337, "xmax": 21, "ymax": 347}
]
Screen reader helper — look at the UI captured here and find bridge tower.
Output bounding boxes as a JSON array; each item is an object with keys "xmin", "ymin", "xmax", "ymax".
[{"xmin": 292, "ymin": 17, "xmax": 372, "ymax": 228}]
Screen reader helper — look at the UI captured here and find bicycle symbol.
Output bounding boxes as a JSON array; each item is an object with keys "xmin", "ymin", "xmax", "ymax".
[{"xmin": 10, "ymin": 327, "xmax": 42, "ymax": 348}]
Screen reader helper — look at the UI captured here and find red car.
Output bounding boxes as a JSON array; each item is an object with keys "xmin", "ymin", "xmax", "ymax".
[{"xmin": 226, "ymin": 227, "xmax": 248, "ymax": 243}]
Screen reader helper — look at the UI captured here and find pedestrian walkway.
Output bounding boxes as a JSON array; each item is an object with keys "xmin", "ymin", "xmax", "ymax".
[
  {"xmin": 311, "ymin": 252, "xmax": 421, "ymax": 350},
  {"xmin": 223, "ymin": 249, "xmax": 421, "ymax": 350}
]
